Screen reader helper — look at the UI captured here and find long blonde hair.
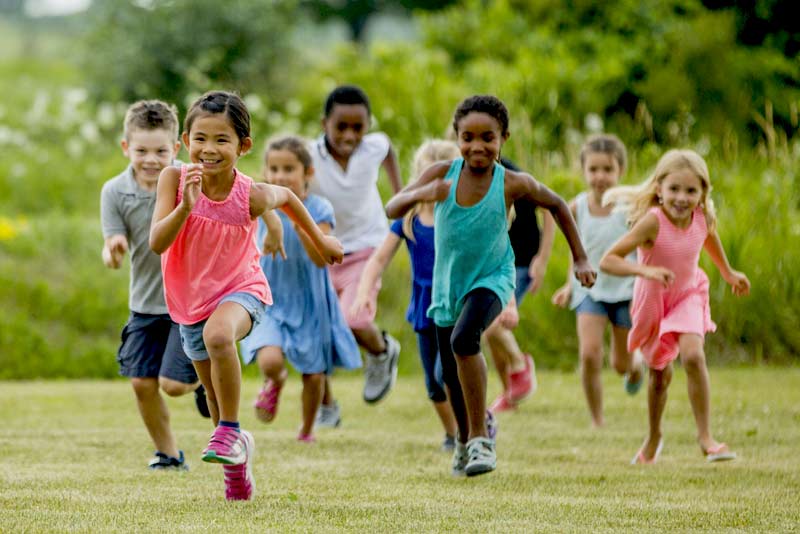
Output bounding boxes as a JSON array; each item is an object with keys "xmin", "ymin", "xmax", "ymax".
[
  {"xmin": 603, "ymin": 149, "xmax": 717, "ymax": 232},
  {"xmin": 402, "ymin": 139, "xmax": 460, "ymax": 241}
]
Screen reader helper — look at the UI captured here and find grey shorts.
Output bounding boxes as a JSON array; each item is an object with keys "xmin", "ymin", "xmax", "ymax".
[
  {"xmin": 117, "ymin": 312, "xmax": 198, "ymax": 383},
  {"xmin": 179, "ymin": 292, "xmax": 265, "ymax": 362}
]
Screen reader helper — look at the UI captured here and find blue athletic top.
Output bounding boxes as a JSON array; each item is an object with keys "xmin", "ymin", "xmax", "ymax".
[
  {"xmin": 390, "ymin": 216, "xmax": 435, "ymax": 332},
  {"xmin": 428, "ymin": 158, "xmax": 516, "ymax": 326}
]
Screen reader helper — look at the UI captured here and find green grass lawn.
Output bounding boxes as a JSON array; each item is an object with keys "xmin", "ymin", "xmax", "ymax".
[{"xmin": 1, "ymin": 368, "xmax": 798, "ymax": 533}]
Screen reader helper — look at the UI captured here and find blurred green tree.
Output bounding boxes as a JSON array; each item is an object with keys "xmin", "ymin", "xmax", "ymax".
[{"xmin": 79, "ymin": 0, "xmax": 297, "ymax": 108}]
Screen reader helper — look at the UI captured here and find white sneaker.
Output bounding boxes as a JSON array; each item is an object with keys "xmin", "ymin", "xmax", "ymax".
[{"xmin": 362, "ymin": 332, "xmax": 400, "ymax": 404}]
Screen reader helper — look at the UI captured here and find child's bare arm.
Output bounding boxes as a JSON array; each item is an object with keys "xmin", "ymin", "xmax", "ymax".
[
  {"xmin": 261, "ymin": 211, "xmax": 286, "ymax": 260},
  {"xmin": 600, "ymin": 213, "xmax": 674, "ymax": 286},
  {"xmin": 294, "ymin": 221, "xmax": 332, "ymax": 267},
  {"xmin": 382, "ymin": 144, "xmax": 403, "ymax": 194},
  {"xmin": 385, "ymin": 161, "xmax": 451, "ymax": 219},
  {"xmin": 252, "ymin": 183, "xmax": 343, "ymax": 264},
  {"xmin": 351, "ymin": 233, "xmax": 403, "ymax": 318},
  {"xmin": 102, "ymin": 235, "xmax": 128, "ymax": 269},
  {"xmin": 149, "ymin": 166, "xmax": 193, "ymax": 254},
  {"xmin": 703, "ymin": 229, "xmax": 750, "ymax": 296},
  {"xmin": 509, "ymin": 172, "xmax": 595, "ymax": 287}
]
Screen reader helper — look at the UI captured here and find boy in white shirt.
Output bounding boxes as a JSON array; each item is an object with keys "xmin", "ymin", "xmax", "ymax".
[{"xmin": 309, "ymin": 85, "xmax": 403, "ymax": 416}]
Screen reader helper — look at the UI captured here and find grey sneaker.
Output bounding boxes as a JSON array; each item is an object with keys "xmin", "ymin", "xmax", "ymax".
[
  {"xmin": 362, "ymin": 332, "xmax": 400, "ymax": 404},
  {"xmin": 486, "ymin": 410, "xmax": 497, "ymax": 441},
  {"xmin": 451, "ymin": 441, "xmax": 469, "ymax": 476},
  {"xmin": 314, "ymin": 401, "xmax": 341, "ymax": 428},
  {"xmin": 465, "ymin": 437, "xmax": 496, "ymax": 477}
]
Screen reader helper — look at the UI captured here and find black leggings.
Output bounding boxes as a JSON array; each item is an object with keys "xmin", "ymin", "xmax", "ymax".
[{"xmin": 435, "ymin": 288, "xmax": 503, "ymax": 437}]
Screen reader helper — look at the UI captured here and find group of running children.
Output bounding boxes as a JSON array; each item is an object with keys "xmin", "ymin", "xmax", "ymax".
[{"xmin": 100, "ymin": 85, "xmax": 750, "ymax": 501}]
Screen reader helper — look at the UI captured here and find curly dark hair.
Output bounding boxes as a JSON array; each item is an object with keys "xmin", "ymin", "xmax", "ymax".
[
  {"xmin": 324, "ymin": 85, "xmax": 371, "ymax": 117},
  {"xmin": 452, "ymin": 95, "xmax": 509, "ymax": 136}
]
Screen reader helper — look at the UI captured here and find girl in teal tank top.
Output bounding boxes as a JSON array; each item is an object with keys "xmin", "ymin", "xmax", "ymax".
[
  {"xmin": 386, "ymin": 95, "xmax": 596, "ymax": 478},
  {"xmin": 428, "ymin": 158, "xmax": 516, "ymax": 326}
]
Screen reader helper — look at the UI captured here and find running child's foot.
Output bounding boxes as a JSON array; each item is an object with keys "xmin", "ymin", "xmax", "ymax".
[
  {"xmin": 489, "ymin": 392, "xmax": 516, "ymax": 414},
  {"xmin": 202, "ymin": 425, "xmax": 248, "ymax": 465},
  {"xmin": 297, "ymin": 432, "xmax": 316, "ymax": 443},
  {"xmin": 223, "ymin": 430, "xmax": 255, "ymax": 501},
  {"xmin": 441, "ymin": 434, "xmax": 456, "ymax": 452},
  {"xmin": 253, "ymin": 372, "xmax": 286, "ymax": 423},
  {"xmin": 148, "ymin": 450, "xmax": 189, "ymax": 471},
  {"xmin": 699, "ymin": 439, "xmax": 737, "ymax": 462},
  {"xmin": 363, "ymin": 332, "xmax": 400, "ymax": 404},
  {"xmin": 631, "ymin": 435, "xmax": 663, "ymax": 465},
  {"xmin": 451, "ymin": 441, "xmax": 469, "ymax": 476},
  {"xmin": 194, "ymin": 385, "xmax": 211, "ymax": 418},
  {"xmin": 465, "ymin": 437, "xmax": 496, "ymax": 476},
  {"xmin": 509, "ymin": 353, "xmax": 537, "ymax": 402},
  {"xmin": 315, "ymin": 401, "xmax": 341, "ymax": 428}
]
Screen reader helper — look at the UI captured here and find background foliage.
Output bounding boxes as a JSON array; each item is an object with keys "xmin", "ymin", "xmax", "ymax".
[{"xmin": 0, "ymin": 0, "xmax": 798, "ymax": 378}]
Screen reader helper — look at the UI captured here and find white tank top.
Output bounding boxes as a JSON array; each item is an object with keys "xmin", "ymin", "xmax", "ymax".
[{"xmin": 570, "ymin": 191, "xmax": 635, "ymax": 307}]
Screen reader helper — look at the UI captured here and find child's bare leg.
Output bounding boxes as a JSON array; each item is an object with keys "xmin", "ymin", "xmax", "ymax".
[
  {"xmin": 352, "ymin": 325, "xmax": 386, "ymax": 354},
  {"xmin": 193, "ymin": 360, "xmax": 219, "ymax": 425},
  {"xmin": 577, "ymin": 314, "xmax": 607, "ymax": 427},
  {"xmin": 202, "ymin": 302, "xmax": 252, "ymax": 423},
  {"xmin": 644, "ymin": 364, "xmax": 672, "ymax": 458},
  {"xmin": 158, "ymin": 377, "xmax": 198, "ymax": 397},
  {"xmin": 610, "ymin": 326, "xmax": 635, "ymax": 377},
  {"xmin": 678, "ymin": 334, "xmax": 719, "ymax": 451},
  {"xmin": 484, "ymin": 321, "xmax": 511, "ymax": 393},
  {"xmin": 301, "ymin": 373, "xmax": 324, "ymax": 436},
  {"xmin": 436, "ymin": 326, "xmax": 469, "ymax": 442},
  {"xmin": 434, "ymin": 399, "xmax": 458, "ymax": 437},
  {"xmin": 321, "ymin": 376, "xmax": 333, "ymax": 405},
  {"xmin": 256, "ymin": 346, "xmax": 286, "ymax": 386},
  {"xmin": 131, "ymin": 377, "xmax": 179, "ymax": 458},
  {"xmin": 455, "ymin": 353, "xmax": 489, "ymax": 439}
]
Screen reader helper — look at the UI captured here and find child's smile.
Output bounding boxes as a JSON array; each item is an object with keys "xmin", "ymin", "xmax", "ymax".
[
  {"xmin": 658, "ymin": 169, "xmax": 703, "ymax": 227},
  {"xmin": 456, "ymin": 112, "xmax": 506, "ymax": 171}
]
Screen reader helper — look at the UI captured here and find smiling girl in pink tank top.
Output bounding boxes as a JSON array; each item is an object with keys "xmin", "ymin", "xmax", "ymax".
[
  {"xmin": 600, "ymin": 149, "xmax": 750, "ymax": 466},
  {"xmin": 150, "ymin": 91, "xmax": 343, "ymax": 501}
]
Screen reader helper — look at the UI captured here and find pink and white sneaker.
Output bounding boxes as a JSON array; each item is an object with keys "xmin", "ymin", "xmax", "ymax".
[
  {"xmin": 223, "ymin": 430, "xmax": 255, "ymax": 501},
  {"xmin": 202, "ymin": 425, "xmax": 247, "ymax": 465}
]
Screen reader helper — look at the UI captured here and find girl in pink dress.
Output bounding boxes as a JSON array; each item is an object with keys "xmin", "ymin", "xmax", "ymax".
[
  {"xmin": 600, "ymin": 149, "xmax": 749, "ymax": 465},
  {"xmin": 150, "ymin": 91, "xmax": 343, "ymax": 500}
]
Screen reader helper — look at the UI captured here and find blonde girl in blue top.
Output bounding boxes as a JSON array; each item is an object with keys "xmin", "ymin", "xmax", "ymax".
[
  {"xmin": 552, "ymin": 134, "xmax": 645, "ymax": 428},
  {"xmin": 386, "ymin": 95, "xmax": 596, "ymax": 477},
  {"xmin": 353, "ymin": 139, "xmax": 460, "ymax": 451}
]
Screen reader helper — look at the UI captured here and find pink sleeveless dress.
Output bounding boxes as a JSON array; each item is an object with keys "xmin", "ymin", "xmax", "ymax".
[
  {"xmin": 628, "ymin": 206, "xmax": 716, "ymax": 370},
  {"xmin": 161, "ymin": 165, "xmax": 271, "ymax": 325}
]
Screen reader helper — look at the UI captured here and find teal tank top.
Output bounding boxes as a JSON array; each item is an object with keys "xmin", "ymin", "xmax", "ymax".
[{"xmin": 428, "ymin": 158, "xmax": 516, "ymax": 327}]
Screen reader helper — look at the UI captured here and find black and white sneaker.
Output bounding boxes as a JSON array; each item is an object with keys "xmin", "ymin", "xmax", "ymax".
[
  {"xmin": 194, "ymin": 384, "xmax": 211, "ymax": 418},
  {"xmin": 148, "ymin": 450, "xmax": 189, "ymax": 471}
]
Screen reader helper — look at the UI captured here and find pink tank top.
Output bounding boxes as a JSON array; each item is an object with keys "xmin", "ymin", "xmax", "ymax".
[{"xmin": 161, "ymin": 165, "xmax": 271, "ymax": 324}]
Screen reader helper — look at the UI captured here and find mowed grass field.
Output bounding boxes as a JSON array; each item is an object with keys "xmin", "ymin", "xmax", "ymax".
[{"xmin": 1, "ymin": 368, "xmax": 798, "ymax": 533}]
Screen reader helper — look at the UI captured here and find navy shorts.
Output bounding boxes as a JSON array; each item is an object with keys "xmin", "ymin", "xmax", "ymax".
[
  {"xmin": 117, "ymin": 312, "xmax": 198, "ymax": 384},
  {"xmin": 575, "ymin": 295, "xmax": 632, "ymax": 329}
]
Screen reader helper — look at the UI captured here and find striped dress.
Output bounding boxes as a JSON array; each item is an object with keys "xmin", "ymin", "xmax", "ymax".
[{"xmin": 627, "ymin": 206, "xmax": 716, "ymax": 370}]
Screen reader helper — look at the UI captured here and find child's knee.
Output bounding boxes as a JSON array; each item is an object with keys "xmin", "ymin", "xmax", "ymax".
[
  {"xmin": 450, "ymin": 327, "xmax": 481, "ymax": 356},
  {"xmin": 579, "ymin": 346, "xmax": 603, "ymax": 369},
  {"xmin": 159, "ymin": 377, "xmax": 191, "ymax": 397},
  {"xmin": 681, "ymin": 349, "xmax": 706, "ymax": 372},
  {"xmin": 131, "ymin": 377, "xmax": 159, "ymax": 398},
  {"xmin": 202, "ymin": 325, "xmax": 235, "ymax": 353}
]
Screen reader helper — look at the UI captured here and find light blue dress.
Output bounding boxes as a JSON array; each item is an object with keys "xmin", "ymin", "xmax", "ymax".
[
  {"xmin": 239, "ymin": 194, "xmax": 361, "ymax": 374},
  {"xmin": 428, "ymin": 158, "xmax": 516, "ymax": 327}
]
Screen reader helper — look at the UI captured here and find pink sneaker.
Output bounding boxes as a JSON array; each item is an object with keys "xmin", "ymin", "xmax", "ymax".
[
  {"xmin": 202, "ymin": 425, "xmax": 247, "ymax": 465},
  {"xmin": 223, "ymin": 430, "xmax": 255, "ymax": 501},
  {"xmin": 509, "ymin": 354, "xmax": 537, "ymax": 403},
  {"xmin": 489, "ymin": 393, "xmax": 516, "ymax": 414},
  {"xmin": 253, "ymin": 377, "xmax": 284, "ymax": 423},
  {"xmin": 297, "ymin": 432, "xmax": 316, "ymax": 443}
]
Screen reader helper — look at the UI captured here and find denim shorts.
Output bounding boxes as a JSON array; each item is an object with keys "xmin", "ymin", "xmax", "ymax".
[
  {"xmin": 179, "ymin": 292, "xmax": 265, "ymax": 362},
  {"xmin": 575, "ymin": 295, "xmax": 632, "ymax": 328},
  {"xmin": 117, "ymin": 312, "xmax": 198, "ymax": 383},
  {"xmin": 514, "ymin": 266, "xmax": 532, "ymax": 304}
]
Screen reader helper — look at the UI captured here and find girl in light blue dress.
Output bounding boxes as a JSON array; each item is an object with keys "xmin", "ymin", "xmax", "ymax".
[{"xmin": 240, "ymin": 136, "xmax": 360, "ymax": 443}]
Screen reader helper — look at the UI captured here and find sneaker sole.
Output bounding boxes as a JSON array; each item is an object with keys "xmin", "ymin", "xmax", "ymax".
[
  {"xmin": 363, "ymin": 350, "xmax": 399, "ymax": 404},
  {"xmin": 465, "ymin": 462, "xmax": 496, "ymax": 477}
]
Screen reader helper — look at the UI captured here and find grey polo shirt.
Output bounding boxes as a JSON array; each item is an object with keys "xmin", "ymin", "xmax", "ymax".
[{"xmin": 100, "ymin": 165, "xmax": 170, "ymax": 315}]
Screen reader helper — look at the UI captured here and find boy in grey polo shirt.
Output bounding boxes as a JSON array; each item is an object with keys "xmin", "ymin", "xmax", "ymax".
[{"xmin": 100, "ymin": 100, "xmax": 208, "ymax": 471}]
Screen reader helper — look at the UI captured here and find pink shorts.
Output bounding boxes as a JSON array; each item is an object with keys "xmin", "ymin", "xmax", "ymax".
[{"xmin": 330, "ymin": 247, "xmax": 381, "ymax": 331}]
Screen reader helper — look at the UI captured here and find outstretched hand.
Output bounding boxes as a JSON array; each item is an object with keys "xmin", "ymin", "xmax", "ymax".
[
  {"xmin": 262, "ymin": 224, "xmax": 286, "ymax": 260},
  {"xmin": 726, "ymin": 270, "xmax": 750, "ymax": 297},
  {"xmin": 319, "ymin": 235, "xmax": 344, "ymax": 265},
  {"xmin": 642, "ymin": 265, "xmax": 675, "ymax": 287},
  {"xmin": 551, "ymin": 284, "xmax": 571, "ymax": 308},
  {"xmin": 573, "ymin": 259, "xmax": 597, "ymax": 288}
]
